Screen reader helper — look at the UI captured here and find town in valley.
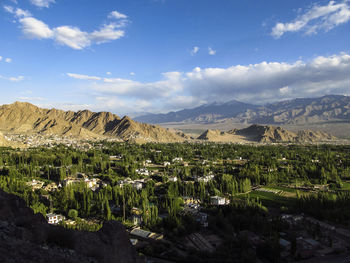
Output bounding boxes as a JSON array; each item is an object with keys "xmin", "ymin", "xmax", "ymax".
[{"xmin": 2, "ymin": 137, "xmax": 350, "ymax": 262}]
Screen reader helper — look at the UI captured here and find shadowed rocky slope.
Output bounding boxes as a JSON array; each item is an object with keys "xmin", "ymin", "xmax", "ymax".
[{"xmin": 0, "ymin": 189, "xmax": 142, "ymax": 263}]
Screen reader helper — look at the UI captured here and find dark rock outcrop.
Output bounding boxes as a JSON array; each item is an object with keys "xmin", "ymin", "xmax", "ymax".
[{"xmin": 0, "ymin": 190, "xmax": 142, "ymax": 263}]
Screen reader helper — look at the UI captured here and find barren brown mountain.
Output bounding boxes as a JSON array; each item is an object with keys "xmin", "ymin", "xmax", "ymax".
[
  {"xmin": 0, "ymin": 102, "xmax": 186, "ymax": 143},
  {"xmin": 197, "ymin": 124, "xmax": 337, "ymax": 143}
]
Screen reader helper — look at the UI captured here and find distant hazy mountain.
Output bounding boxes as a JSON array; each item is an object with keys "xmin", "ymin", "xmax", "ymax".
[
  {"xmin": 135, "ymin": 100, "xmax": 257, "ymax": 123},
  {"xmin": 238, "ymin": 95, "xmax": 350, "ymax": 124},
  {"xmin": 136, "ymin": 95, "xmax": 350, "ymax": 125},
  {"xmin": 0, "ymin": 102, "xmax": 187, "ymax": 143}
]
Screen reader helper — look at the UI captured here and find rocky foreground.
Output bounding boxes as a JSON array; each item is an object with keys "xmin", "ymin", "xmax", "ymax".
[{"xmin": 0, "ymin": 190, "xmax": 142, "ymax": 263}]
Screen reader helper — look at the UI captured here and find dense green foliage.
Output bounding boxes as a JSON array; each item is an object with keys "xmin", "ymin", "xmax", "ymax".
[{"xmin": 2, "ymin": 142, "xmax": 350, "ymax": 261}]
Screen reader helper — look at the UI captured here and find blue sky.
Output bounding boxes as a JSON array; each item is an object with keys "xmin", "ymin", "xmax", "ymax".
[{"xmin": 1, "ymin": 0, "xmax": 350, "ymax": 116}]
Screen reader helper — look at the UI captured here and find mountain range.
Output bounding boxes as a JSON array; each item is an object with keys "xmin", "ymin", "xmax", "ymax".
[{"xmin": 135, "ymin": 95, "xmax": 350, "ymax": 125}]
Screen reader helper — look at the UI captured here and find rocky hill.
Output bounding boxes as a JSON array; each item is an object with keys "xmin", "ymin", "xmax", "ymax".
[
  {"xmin": 197, "ymin": 129, "xmax": 245, "ymax": 143},
  {"xmin": 136, "ymin": 95, "xmax": 350, "ymax": 125},
  {"xmin": 197, "ymin": 124, "xmax": 336, "ymax": 143},
  {"xmin": 0, "ymin": 189, "xmax": 141, "ymax": 263},
  {"xmin": 0, "ymin": 102, "xmax": 186, "ymax": 143}
]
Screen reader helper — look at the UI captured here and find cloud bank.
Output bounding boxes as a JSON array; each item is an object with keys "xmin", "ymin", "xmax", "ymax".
[{"xmin": 66, "ymin": 52, "xmax": 350, "ymax": 112}]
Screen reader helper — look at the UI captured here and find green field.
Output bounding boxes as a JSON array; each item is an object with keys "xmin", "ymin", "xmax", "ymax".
[
  {"xmin": 341, "ymin": 181, "xmax": 350, "ymax": 191},
  {"xmin": 265, "ymin": 185, "xmax": 297, "ymax": 193},
  {"xmin": 238, "ymin": 189, "xmax": 295, "ymax": 208}
]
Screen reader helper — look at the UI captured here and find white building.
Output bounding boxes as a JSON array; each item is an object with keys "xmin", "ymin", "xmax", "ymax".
[
  {"xmin": 210, "ymin": 196, "xmax": 230, "ymax": 205},
  {"xmin": 168, "ymin": 176, "xmax": 178, "ymax": 182},
  {"xmin": 196, "ymin": 174, "xmax": 215, "ymax": 183},
  {"xmin": 172, "ymin": 157, "xmax": 183, "ymax": 163},
  {"xmin": 26, "ymin": 179, "xmax": 44, "ymax": 190},
  {"xmin": 132, "ymin": 181, "xmax": 143, "ymax": 190},
  {"xmin": 46, "ymin": 213, "xmax": 65, "ymax": 224},
  {"xmin": 135, "ymin": 168, "xmax": 149, "ymax": 176}
]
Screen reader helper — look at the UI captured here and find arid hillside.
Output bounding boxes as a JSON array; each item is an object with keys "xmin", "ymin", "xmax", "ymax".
[
  {"xmin": 0, "ymin": 102, "xmax": 186, "ymax": 143},
  {"xmin": 197, "ymin": 124, "xmax": 337, "ymax": 143}
]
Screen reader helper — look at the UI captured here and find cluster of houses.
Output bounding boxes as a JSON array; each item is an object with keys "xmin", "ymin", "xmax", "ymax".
[
  {"xmin": 62, "ymin": 173, "xmax": 102, "ymax": 191},
  {"xmin": 26, "ymin": 179, "xmax": 59, "ymax": 192},
  {"xmin": 26, "ymin": 172, "xmax": 107, "ymax": 194},
  {"xmin": 118, "ymin": 177, "xmax": 151, "ymax": 190},
  {"xmin": 195, "ymin": 174, "xmax": 215, "ymax": 183},
  {"xmin": 135, "ymin": 168, "xmax": 150, "ymax": 176},
  {"xmin": 6, "ymin": 133, "xmax": 93, "ymax": 149}
]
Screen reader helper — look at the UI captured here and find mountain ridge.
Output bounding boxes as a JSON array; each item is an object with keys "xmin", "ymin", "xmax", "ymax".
[
  {"xmin": 135, "ymin": 99, "xmax": 257, "ymax": 124},
  {"xmin": 0, "ymin": 102, "xmax": 186, "ymax": 143},
  {"xmin": 135, "ymin": 95, "xmax": 350, "ymax": 125}
]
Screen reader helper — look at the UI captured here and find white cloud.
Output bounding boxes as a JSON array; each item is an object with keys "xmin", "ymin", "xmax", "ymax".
[
  {"xmin": 89, "ymin": 24, "xmax": 124, "ymax": 44},
  {"xmin": 208, "ymin": 47, "xmax": 216, "ymax": 55},
  {"xmin": 108, "ymin": 10, "xmax": 128, "ymax": 19},
  {"xmin": 6, "ymin": 7, "xmax": 127, "ymax": 49},
  {"xmin": 106, "ymin": 72, "xmax": 112, "ymax": 75},
  {"xmin": 30, "ymin": 0, "xmax": 55, "ymax": 8},
  {"xmin": 279, "ymin": 86, "xmax": 290, "ymax": 94},
  {"xmin": 54, "ymin": 26, "xmax": 90, "ymax": 49},
  {"xmin": 9, "ymin": 76, "xmax": 24, "ymax": 82},
  {"xmin": 67, "ymin": 71, "xmax": 183, "ymax": 101},
  {"xmin": 53, "ymin": 24, "xmax": 125, "ymax": 49},
  {"xmin": 67, "ymin": 73, "xmax": 101, "ymax": 81},
  {"xmin": 3, "ymin": 5, "xmax": 14, "ymax": 14},
  {"xmin": 191, "ymin": 46, "xmax": 199, "ymax": 55},
  {"xmin": 272, "ymin": 0, "xmax": 350, "ymax": 38},
  {"xmin": 4, "ymin": 6, "xmax": 31, "ymax": 17},
  {"xmin": 5, "ymin": 58, "xmax": 12, "ymax": 63},
  {"xmin": 15, "ymin": 8, "xmax": 32, "ymax": 17},
  {"xmin": 19, "ymin": 17, "xmax": 54, "ymax": 39},
  {"xmin": 167, "ymin": 95, "xmax": 205, "ymax": 110},
  {"xmin": 17, "ymin": 96, "xmax": 45, "ymax": 101},
  {"xmin": 0, "ymin": 56, "xmax": 2, "ymax": 61},
  {"xmin": 130, "ymin": 72, "xmax": 135, "ymax": 76},
  {"xmin": 0, "ymin": 75, "xmax": 24, "ymax": 82}
]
